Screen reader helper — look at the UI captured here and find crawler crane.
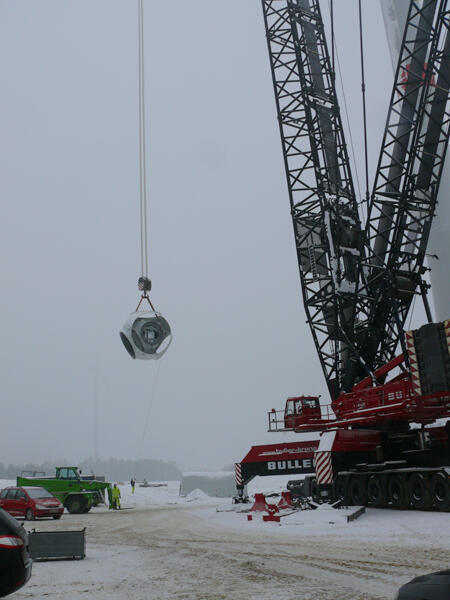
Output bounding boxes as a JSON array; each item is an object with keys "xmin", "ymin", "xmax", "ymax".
[{"xmin": 235, "ymin": 0, "xmax": 450, "ymax": 511}]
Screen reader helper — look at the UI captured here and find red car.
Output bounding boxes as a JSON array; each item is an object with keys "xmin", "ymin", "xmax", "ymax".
[{"xmin": 0, "ymin": 487, "xmax": 64, "ymax": 521}]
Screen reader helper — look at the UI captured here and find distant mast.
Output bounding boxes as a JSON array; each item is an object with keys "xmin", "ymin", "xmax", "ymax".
[{"xmin": 380, "ymin": 0, "xmax": 450, "ymax": 321}]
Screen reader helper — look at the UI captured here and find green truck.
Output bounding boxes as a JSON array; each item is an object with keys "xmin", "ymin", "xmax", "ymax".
[{"xmin": 17, "ymin": 467, "xmax": 113, "ymax": 514}]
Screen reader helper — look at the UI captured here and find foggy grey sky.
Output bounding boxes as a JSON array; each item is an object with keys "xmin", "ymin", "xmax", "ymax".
[{"xmin": 0, "ymin": 1, "xmax": 425, "ymax": 471}]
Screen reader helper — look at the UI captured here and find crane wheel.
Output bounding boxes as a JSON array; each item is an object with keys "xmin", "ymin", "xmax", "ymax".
[
  {"xmin": 367, "ymin": 474, "xmax": 388, "ymax": 508},
  {"xmin": 349, "ymin": 476, "xmax": 368, "ymax": 506},
  {"xmin": 388, "ymin": 474, "xmax": 410, "ymax": 509},
  {"xmin": 430, "ymin": 473, "xmax": 450, "ymax": 511},
  {"xmin": 408, "ymin": 474, "xmax": 433, "ymax": 510}
]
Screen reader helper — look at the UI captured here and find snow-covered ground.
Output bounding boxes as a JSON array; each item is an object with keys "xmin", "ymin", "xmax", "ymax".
[{"xmin": 1, "ymin": 478, "xmax": 449, "ymax": 599}]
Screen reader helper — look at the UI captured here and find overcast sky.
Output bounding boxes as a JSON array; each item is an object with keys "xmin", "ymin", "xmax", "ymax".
[{"xmin": 0, "ymin": 1, "xmax": 427, "ymax": 471}]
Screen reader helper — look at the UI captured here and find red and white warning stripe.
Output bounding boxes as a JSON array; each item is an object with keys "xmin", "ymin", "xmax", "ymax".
[
  {"xmin": 235, "ymin": 463, "xmax": 243, "ymax": 487},
  {"xmin": 315, "ymin": 451, "xmax": 333, "ymax": 485},
  {"xmin": 405, "ymin": 329, "xmax": 422, "ymax": 396}
]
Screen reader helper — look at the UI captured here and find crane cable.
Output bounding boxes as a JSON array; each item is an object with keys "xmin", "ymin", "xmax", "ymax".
[
  {"xmin": 138, "ymin": 0, "xmax": 149, "ymax": 281},
  {"xmin": 358, "ymin": 0, "xmax": 370, "ymax": 214},
  {"xmin": 330, "ymin": 0, "xmax": 335, "ymax": 73}
]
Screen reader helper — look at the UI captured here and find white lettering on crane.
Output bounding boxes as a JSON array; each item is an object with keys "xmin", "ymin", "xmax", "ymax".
[{"xmin": 266, "ymin": 459, "xmax": 313, "ymax": 472}]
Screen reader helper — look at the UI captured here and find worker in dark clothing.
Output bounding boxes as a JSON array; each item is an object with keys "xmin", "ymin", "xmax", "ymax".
[{"xmin": 131, "ymin": 478, "xmax": 136, "ymax": 494}]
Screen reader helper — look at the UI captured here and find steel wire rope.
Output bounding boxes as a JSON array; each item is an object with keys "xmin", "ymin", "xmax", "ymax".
[
  {"xmin": 407, "ymin": 294, "xmax": 417, "ymax": 331},
  {"xmin": 330, "ymin": 0, "xmax": 335, "ymax": 72},
  {"xmin": 327, "ymin": 0, "xmax": 364, "ymax": 220},
  {"xmin": 138, "ymin": 0, "xmax": 149, "ymax": 280},
  {"xmin": 358, "ymin": 0, "xmax": 370, "ymax": 215},
  {"xmin": 136, "ymin": 1, "xmax": 163, "ymax": 455}
]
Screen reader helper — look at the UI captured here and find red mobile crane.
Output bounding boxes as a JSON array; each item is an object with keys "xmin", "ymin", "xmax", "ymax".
[{"xmin": 235, "ymin": 0, "xmax": 450, "ymax": 510}]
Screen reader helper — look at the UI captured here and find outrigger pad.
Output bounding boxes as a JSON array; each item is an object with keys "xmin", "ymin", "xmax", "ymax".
[
  {"xmin": 277, "ymin": 491, "xmax": 293, "ymax": 510},
  {"xmin": 250, "ymin": 493, "xmax": 279, "ymax": 514},
  {"xmin": 120, "ymin": 310, "xmax": 172, "ymax": 360}
]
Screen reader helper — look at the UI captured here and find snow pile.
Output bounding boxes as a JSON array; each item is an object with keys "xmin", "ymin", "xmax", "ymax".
[
  {"xmin": 119, "ymin": 480, "xmax": 224, "ymax": 508},
  {"xmin": 314, "ymin": 502, "xmax": 340, "ymax": 510},
  {"xmin": 185, "ymin": 488, "xmax": 210, "ymax": 502},
  {"xmin": 119, "ymin": 480, "xmax": 183, "ymax": 508},
  {"xmin": 246, "ymin": 474, "xmax": 301, "ymax": 496}
]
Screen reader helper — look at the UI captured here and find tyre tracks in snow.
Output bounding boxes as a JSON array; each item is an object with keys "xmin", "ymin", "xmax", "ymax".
[{"xmin": 14, "ymin": 504, "xmax": 450, "ymax": 600}]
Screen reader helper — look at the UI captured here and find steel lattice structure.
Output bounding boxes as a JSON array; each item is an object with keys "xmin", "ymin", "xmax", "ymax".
[
  {"xmin": 262, "ymin": 0, "xmax": 364, "ymax": 399},
  {"xmin": 262, "ymin": 0, "xmax": 450, "ymax": 397},
  {"xmin": 356, "ymin": 0, "xmax": 450, "ymax": 374}
]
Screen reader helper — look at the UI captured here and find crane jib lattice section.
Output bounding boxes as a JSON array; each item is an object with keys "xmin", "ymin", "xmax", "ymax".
[
  {"xmin": 262, "ymin": 0, "xmax": 365, "ymax": 398},
  {"xmin": 356, "ymin": 0, "xmax": 450, "ymax": 374},
  {"xmin": 263, "ymin": 0, "xmax": 450, "ymax": 396}
]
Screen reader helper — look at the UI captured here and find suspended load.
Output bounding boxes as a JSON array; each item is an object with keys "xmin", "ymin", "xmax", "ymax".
[
  {"xmin": 120, "ymin": 277, "xmax": 172, "ymax": 360},
  {"xmin": 120, "ymin": 1, "xmax": 172, "ymax": 360}
]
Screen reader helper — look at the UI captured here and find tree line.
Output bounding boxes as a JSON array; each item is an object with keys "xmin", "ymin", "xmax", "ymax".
[{"xmin": 0, "ymin": 457, "xmax": 181, "ymax": 482}]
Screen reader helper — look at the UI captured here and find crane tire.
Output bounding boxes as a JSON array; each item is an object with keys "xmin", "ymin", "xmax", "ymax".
[
  {"xmin": 408, "ymin": 474, "xmax": 432, "ymax": 510},
  {"xmin": 430, "ymin": 473, "xmax": 450, "ymax": 511},
  {"xmin": 388, "ymin": 474, "xmax": 410, "ymax": 509},
  {"xmin": 367, "ymin": 474, "xmax": 388, "ymax": 508},
  {"xmin": 349, "ymin": 476, "xmax": 368, "ymax": 506}
]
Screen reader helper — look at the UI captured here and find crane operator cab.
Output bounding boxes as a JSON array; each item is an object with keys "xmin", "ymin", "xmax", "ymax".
[
  {"xmin": 120, "ymin": 277, "xmax": 172, "ymax": 360},
  {"xmin": 284, "ymin": 396, "xmax": 321, "ymax": 429}
]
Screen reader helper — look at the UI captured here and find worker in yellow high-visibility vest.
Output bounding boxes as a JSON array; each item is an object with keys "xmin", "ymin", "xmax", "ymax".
[{"xmin": 111, "ymin": 484, "xmax": 121, "ymax": 510}]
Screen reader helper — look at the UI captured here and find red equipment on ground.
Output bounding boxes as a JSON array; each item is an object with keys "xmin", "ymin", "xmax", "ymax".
[
  {"xmin": 277, "ymin": 491, "xmax": 293, "ymax": 510},
  {"xmin": 250, "ymin": 493, "xmax": 275, "ymax": 513},
  {"xmin": 248, "ymin": 493, "xmax": 282, "ymax": 523}
]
